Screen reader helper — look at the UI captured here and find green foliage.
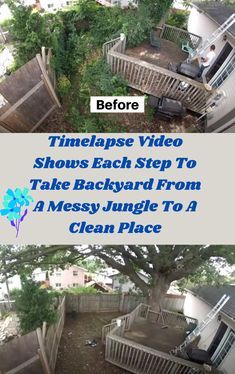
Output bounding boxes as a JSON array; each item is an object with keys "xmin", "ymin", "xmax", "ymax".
[
  {"xmin": 81, "ymin": 58, "xmax": 128, "ymax": 96},
  {"xmin": 79, "ymin": 258, "xmax": 104, "ymax": 273},
  {"xmin": 5, "ymin": 1, "xmax": 52, "ymax": 66},
  {"xmin": 145, "ymin": 105, "xmax": 155, "ymax": 123},
  {"xmin": 14, "ymin": 277, "xmax": 57, "ymax": 334},
  {"xmin": 65, "ymin": 58, "xmax": 128, "ymax": 131},
  {"xmin": 57, "ymin": 74, "xmax": 72, "ymax": 97},
  {"xmin": 9, "ymin": 288, "xmax": 20, "ymax": 298},
  {"xmin": 166, "ymin": 9, "xmax": 189, "ymax": 29},
  {"xmin": 63, "ymin": 286, "xmax": 99, "ymax": 295},
  {"xmin": 6, "ymin": 0, "xmax": 173, "ymax": 131},
  {"xmin": 67, "ymin": 108, "xmax": 125, "ymax": 132},
  {"xmin": 176, "ymin": 259, "xmax": 232, "ymax": 292}
]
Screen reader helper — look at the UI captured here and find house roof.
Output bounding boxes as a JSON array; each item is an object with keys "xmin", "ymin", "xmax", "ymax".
[
  {"xmin": 191, "ymin": 1, "xmax": 235, "ymax": 37},
  {"xmin": 85, "ymin": 281, "xmax": 112, "ymax": 292},
  {"xmin": 189, "ymin": 285, "xmax": 235, "ymax": 319},
  {"xmin": 109, "ymin": 272, "xmax": 148, "ymax": 281}
]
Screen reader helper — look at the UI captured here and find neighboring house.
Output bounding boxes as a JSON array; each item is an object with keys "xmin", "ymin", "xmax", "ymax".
[
  {"xmin": 48, "ymin": 265, "xmax": 86, "ymax": 289},
  {"xmin": 184, "ymin": 285, "xmax": 235, "ymax": 373},
  {"xmin": 32, "ymin": 268, "xmax": 47, "ymax": 283},
  {"xmin": 110, "ymin": 272, "xmax": 149, "ymax": 293},
  {"xmin": 39, "ymin": 0, "xmax": 78, "ymax": 11},
  {"xmin": 96, "ymin": 0, "xmax": 138, "ymax": 8},
  {"xmin": 21, "ymin": 0, "xmax": 78, "ymax": 11},
  {"xmin": 85, "ymin": 270, "xmax": 113, "ymax": 287},
  {"xmin": 188, "ymin": 2, "xmax": 235, "ymax": 132}
]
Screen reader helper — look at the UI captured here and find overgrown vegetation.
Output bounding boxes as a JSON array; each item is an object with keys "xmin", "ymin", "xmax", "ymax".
[
  {"xmin": 5, "ymin": 0, "xmax": 173, "ymax": 131},
  {"xmin": 14, "ymin": 277, "xmax": 57, "ymax": 334},
  {"xmin": 166, "ymin": 9, "xmax": 189, "ymax": 29},
  {"xmin": 62, "ymin": 286, "xmax": 99, "ymax": 295}
]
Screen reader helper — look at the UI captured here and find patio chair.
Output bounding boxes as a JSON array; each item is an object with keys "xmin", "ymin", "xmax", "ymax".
[
  {"xmin": 181, "ymin": 41, "xmax": 195, "ymax": 56},
  {"xmin": 150, "ymin": 30, "xmax": 161, "ymax": 50}
]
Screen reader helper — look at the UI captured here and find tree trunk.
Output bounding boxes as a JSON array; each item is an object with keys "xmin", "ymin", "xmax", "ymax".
[
  {"xmin": 147, "ymin": 275, "xmax": 170, "ymax": 311},
  {"xmin": 5, "ymin": 276, "xmax": 11, "ymax": 310}
]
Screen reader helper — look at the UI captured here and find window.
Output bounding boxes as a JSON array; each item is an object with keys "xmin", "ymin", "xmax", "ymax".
[
  {"xmin": 212, "ymin": 329, "xmax": 235, "ymax": 367},
  {"xmin": 73, "ymin": 283, "xmax": 79, "ymax": 287},
  {"xmin": 55, "ymin": 283, "xmax": 61, "ymax": 287},
  {"xmin": 211, "ymin": 52, "xmax": 235, "ymax": 89},
  {"xmin": 73, "ymin": 270, "xmax": 78, "ymax": 276}
]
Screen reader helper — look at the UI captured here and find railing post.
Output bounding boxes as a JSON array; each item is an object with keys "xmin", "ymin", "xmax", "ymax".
[{"xmin": 160, "ymin": 24, "xmax": 165, "ymax": 39}]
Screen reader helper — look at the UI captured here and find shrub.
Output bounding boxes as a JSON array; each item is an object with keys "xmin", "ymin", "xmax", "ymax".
[
  {"xmin": 57, "ymin": 75, "xmax": 72, "ymax": 97},
  {"xmin": 166, "ymin": 9, "xmax": 190, "ymax": 29},
  {"xmin": 14, "ymin": 277, "xmax": 57, "ymax": 334},
  {"xmin": 80, "ymin": 58, "xmax": 128, "ymax": 97},
  {"xmin": 64, "ymin": 286, "xmax": 99, "ymax": 295}
]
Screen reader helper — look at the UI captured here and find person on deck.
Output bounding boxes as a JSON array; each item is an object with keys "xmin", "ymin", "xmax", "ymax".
[{"xmin": 198, "ymin": 45, "xmax": 216, "ymax": 78}]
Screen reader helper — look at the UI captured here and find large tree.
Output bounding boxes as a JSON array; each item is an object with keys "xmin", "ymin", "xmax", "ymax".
[
  {"xmin": 85, "ymin": 245, "xmax": 235, "ymax": 310},
  {"xmin": 1, "ymin": 245, "xmax": 234, "ymax": 311}
]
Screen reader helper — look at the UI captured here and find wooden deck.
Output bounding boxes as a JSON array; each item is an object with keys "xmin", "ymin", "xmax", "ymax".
[
  {"xmin": 102, "ymin": 304, "xmax": 208, "ymax": 374},
  {"xmin": 103, "ymin": 25, "xmax": 216, "ymax": 114},
  {"xmin": 126, "ymin": 39, "xmax": 188, "ymax": 70},
  {"xmin": 124, "ymin": 318, "xmax": 185, "ymax": 353}
]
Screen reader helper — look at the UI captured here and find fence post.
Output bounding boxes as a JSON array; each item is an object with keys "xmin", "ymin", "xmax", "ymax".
[
  {"xmin": 42, "ymin": 321, "xmax": 47, "ymax": 341},
  {"xmin": 119, "ymin": 294, "xmax": 125, "ymax": 313},
  {"xmin": 37, "ymin": 327, "xmax": 51, "ymax": 374},
  {"xmin": 36, "ymin": 54, "xmax": 61, "ymax": 108}
]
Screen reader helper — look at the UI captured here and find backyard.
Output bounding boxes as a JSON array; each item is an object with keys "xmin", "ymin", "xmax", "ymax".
[
  {"xmin": 55, "ymin": 312, "xmax": 128, "ymax": 374},
  {"xmin": 0, "ymin": 0, "xmax": 207, "ymax": 133}
]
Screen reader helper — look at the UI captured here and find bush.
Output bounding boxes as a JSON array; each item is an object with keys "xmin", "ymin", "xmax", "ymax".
[
  {"xmin": 64, "ymin": 286, "xmax": 99, "ymax": 295},
  {"xmin": 14, "ymin": 277, "xmax": 57, "ymax": 334},
  {"xmin": 166, "ymin": 9, "xmax": 189, "ymax": 29},
  {"xmin": 57, "ymin": 75, "xmax": 72, "ymax": 97},
  {"xmin": 79, "ymin": 58, "xmax": 128, "ymax": 103}
]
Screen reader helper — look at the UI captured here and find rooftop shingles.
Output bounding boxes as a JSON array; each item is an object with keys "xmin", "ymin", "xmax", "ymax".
[
  {"xmin": 192, "ymin": 1, "xmax": 235, "ymax": 36},
  {"xmin": 190, "ymin": 285, "xmax": 235, "ymax": 319}
]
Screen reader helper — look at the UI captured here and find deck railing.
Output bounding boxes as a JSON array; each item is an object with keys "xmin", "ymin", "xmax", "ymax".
[
  {"xmin": 159, "ymin": 24, "xmax": 202, "ymax": 49},
  {"xmin": 103, "ymin": 34, "xmax": 215, "ymax": 114},
  {"xmin": 103, "ymin": 303, "xmax": 204, "ymax": 374},
  {"xmin": 106, "ymin": 334, "xmax": 205, "ymax": 374},
  {"xmin": 162, "ymin": 309, "xmax": 198, "ymax": 327}
]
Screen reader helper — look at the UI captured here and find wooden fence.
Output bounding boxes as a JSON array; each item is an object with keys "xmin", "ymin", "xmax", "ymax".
[
  {"xmin": 103, "ymin": 303, "xmax": 204, "ymax": 374},
  {"xmin": 103, "ymin": 34, "xmax": 215, "ymax": 114},
  {"xmin": 0, "ymin": 300, "xmax": 16, "ymax": 314},
  {"xmin": 65, "ymin": 293, "xmax": 185, "ymax": 314},
  {"xmin": 0, "ymin": 297, "xmax": 65, "ymax": 374},
  {"xmin": 0, "ymin": 51, "xmax": 60, "ymax": 133},
  {"xmin": 159, "ymin": 24, "xmax": 202, "ymax": 49},
  {"xmin": 42, "ymin": 297, "xmax": 66, "ymax": 373},
  {"xmin": 0, "ymin": 330, "xmax": 43, "ymax": 374}
]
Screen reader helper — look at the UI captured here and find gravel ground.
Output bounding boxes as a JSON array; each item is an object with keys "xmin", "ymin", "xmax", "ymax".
[{"xmin": 55, "ymin": 312, "xmax": 129, "ymax": 374}]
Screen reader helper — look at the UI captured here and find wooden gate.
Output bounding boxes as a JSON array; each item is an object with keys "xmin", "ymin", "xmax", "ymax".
[{"xmin": 0, "ymin": 53, "xmax": 60, "ymax": 132}]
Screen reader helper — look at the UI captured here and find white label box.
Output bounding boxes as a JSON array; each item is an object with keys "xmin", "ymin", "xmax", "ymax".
[{"xmin": 90, "ymin": 96, "xmax": 145, "ymax": 113}]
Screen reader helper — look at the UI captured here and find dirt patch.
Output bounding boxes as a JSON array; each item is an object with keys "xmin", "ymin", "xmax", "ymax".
[
  {"xmin": 37, "ymin": 106, "xmax": 201, "ymax": 134},
  {"xmin": 55, "ymin": 312, "xmax": 128, "ymax": 374},
  {"xmin": 106, "ymin": 111, "xmax": 200, "ymax": 133}
]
